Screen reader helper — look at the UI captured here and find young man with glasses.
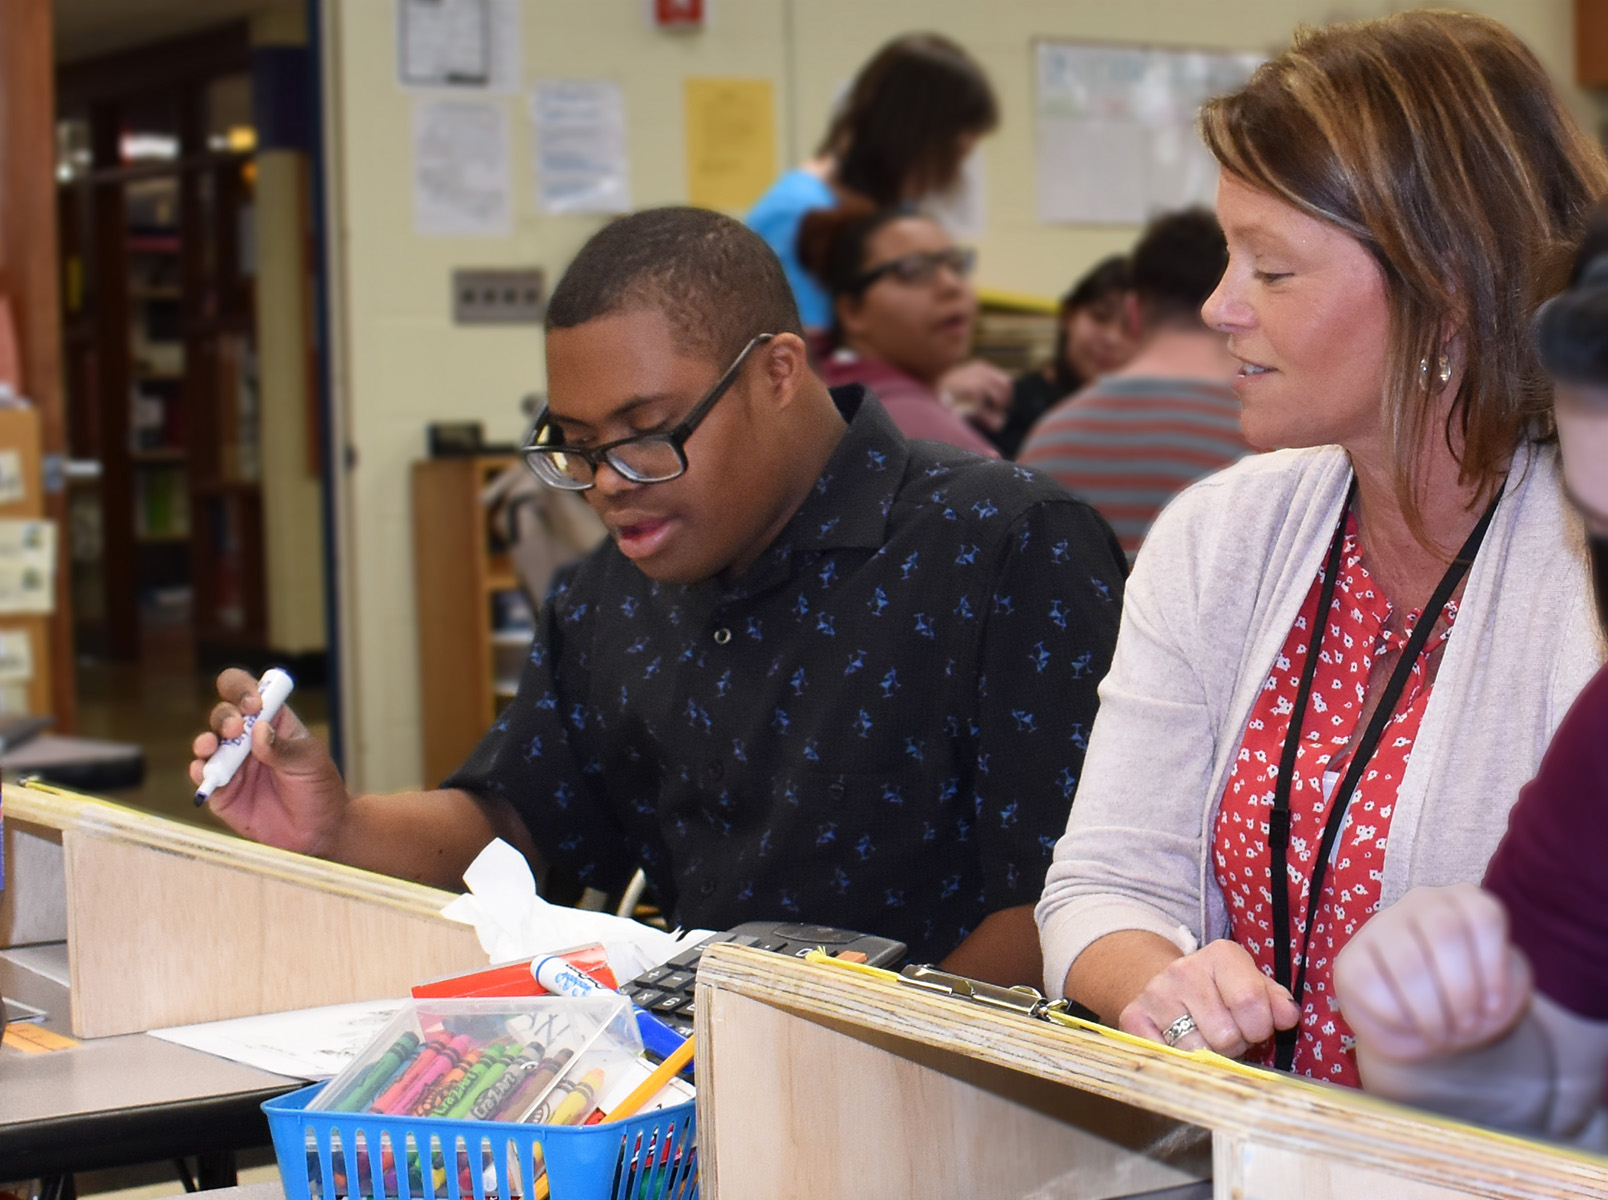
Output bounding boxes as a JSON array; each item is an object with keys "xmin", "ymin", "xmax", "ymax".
[{"xmin": 193, "ymin": 207, "xmax": 1127, "ymax": 986}]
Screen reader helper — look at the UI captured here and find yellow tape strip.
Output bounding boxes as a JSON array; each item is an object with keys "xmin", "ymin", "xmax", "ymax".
[
  {"xmin": 801, "ymin": 950, "xmax": 1266, "ymax": 1079},
  {"xmin": 3, "ymin": 1022, "xmax": 80, "ymax": 1053}
]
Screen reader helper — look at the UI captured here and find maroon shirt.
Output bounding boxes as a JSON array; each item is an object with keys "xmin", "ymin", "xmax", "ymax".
[
  {"xmin": 1484, "ymin": 663, "xmax": 1608, "ymax": 1020},
  {"xmin": 820, "ymin": 354, "xmax": 999, "ymax": 459}
]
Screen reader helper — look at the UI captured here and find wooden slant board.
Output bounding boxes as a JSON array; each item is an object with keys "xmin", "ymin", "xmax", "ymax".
[
  {"xmin": 695, "ymin": 945, "xmax": 1608, "ymax": 1200},
  {"xmin": 3, "ymin": 780, "xmax": 486, "ymax": 1038}
]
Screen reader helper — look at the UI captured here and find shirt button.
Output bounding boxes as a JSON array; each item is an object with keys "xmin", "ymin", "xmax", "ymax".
[
  {"xmin": 706, "ymin": 760, "xmax": 724, "ymax": 781},
  {"xmin": 699, "ymin": 879, "xmax": 717, "ymax": 898},
  {"xmin": 713, "ymin": 627, "xmax": 732, "ymax": 645},
  {"xmin": 827, "ymin": 781, "xmax": 846, "ymax": 800}
]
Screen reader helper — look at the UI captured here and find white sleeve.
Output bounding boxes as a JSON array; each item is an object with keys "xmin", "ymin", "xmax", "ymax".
[{"xmin": 1035, "ymin": 482, "xmax": 1241, "ymax": 999}]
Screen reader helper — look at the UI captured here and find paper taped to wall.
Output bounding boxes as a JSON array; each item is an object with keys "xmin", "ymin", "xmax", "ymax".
[
  {"xmin": 0, "ymin": 520, "xmax": 54, "ymax": 614},
  {"xmin": 398, "ymin": 0, "xmax": 491, "ymax": 88},
  {"xmin": 531, "ymin": 80, "xmax": 631, "ymax": 215},
  {"xmin": 413, "ymin": 98, "xmax": 513, "ymax": 236},
  {"xmin": 684, "ymin": 77, "xmax": 776, "ymax": 212}
]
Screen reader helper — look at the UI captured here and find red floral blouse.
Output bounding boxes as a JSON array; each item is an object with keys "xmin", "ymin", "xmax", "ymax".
[{"xmin": 1212, "ymin": 513, "xmax": 1457, "ymax": 1086}]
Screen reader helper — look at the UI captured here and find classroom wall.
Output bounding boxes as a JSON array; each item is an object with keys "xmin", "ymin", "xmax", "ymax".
[{"xmin": 319, "ymin": 0, "xmax": 1593, "ymax": 793}]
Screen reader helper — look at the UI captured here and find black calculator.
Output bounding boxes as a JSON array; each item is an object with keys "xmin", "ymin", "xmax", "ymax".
[{"xmin": 620, "ymin": 920, "xmax": 908, "ymax": 1036}]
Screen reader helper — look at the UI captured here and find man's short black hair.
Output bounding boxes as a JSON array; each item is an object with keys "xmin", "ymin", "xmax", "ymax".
[
  {"xmin": 546, "ymin": 207, "xmax": 805, "ymax": 363},
  {"xmin": 1130, "ymin": 207, "xmax": 1227, "ymax": 330}
]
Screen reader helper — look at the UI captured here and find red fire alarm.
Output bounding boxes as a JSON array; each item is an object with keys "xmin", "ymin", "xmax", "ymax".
[{"xmin": 654, "ymin": 0, "xmax": 704, "ymax": 29}]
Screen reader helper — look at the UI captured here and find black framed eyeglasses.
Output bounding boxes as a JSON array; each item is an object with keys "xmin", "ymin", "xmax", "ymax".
[
  {"xmin": 853, "ymin": 246, "xmax": 976, "ymax": 292},
  {"xmin": 522, "ymin": 333, "xmax": 775, "ymax": 491}
]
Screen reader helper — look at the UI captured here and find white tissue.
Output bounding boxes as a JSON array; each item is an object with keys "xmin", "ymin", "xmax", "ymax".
[{"xmin": 440, "ymin": 838, "xmax": 707, "ymax": 980}]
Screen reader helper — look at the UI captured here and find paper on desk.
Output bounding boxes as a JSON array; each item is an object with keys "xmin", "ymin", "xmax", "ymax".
[
  {"xmin": 440, "ymin": 838, "xmax": 708, "ymax": 981},
  {"xmin": 149, "ymin": 999, "xmax": 406, "ymax": 1079}
]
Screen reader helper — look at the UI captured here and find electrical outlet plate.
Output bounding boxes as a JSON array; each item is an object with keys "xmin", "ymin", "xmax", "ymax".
[{"xmin": 452, "ymin": 268, "xmax": 546, "ymax": 324}]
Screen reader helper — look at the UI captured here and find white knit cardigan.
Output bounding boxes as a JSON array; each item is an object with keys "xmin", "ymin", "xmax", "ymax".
[{"xmin": 1036, "ymin": 440, "xmax": 1604, "ymax": 999}]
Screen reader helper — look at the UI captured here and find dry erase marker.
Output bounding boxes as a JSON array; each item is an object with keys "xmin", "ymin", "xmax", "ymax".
[
  {"xmin": 532, "ymin": 954, "xmax": 613, "ymax": 998},
  {"xmin": 195, "ymin": 667, "xmax": 294, "ymax": 804}
]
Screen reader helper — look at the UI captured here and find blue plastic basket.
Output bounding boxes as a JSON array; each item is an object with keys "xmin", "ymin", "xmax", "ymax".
[{"xmin": 264, "ymin": 1083, "xmax": 697, "ymax": 1200}]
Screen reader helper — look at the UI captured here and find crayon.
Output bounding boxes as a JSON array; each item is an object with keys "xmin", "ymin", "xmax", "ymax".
[
  {"xmin": 429, "ymin": 1041, "xmax": 511, "ymax": 1116},
  {"xmin": 468, "ymin": 1045, "xmax": 548, "ymax": 1121},
  {"xmin": 528, "ymin": 1062, "xmax": 593, "ymax": 1124},
  {"xmin": 391, "ymin": 1032, "xmax": 476, "ymax": 1114},
  {"xmin": 545, "ymin": 1067, "xmax": 605, "ymax": 1126},
  {"xmin": 443, "ymin": 1045, "xmax": 518, "ymax": 1119},
  {"xmin": 489, "ymin": 1047, "xmax": 574, "ymax": 1121},
  {"xmin": 371, "ymin": 1030, "xmax": 450, "ymax": 1112},
  {"xmin": 330, "ymin": 1030, "xmax": 420, "ymax": 1112},
  {"xmin": 412, "ymin": 1042, "xmax": 489, "ymax": 1116}
]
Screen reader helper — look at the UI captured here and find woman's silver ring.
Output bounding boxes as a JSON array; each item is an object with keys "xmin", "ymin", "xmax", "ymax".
[{"xmin": 1162, "ymin": 1013, "xmax": 1197, "ymax": 1047}]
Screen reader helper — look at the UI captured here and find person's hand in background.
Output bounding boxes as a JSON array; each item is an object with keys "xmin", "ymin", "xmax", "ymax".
[{"xmin": 940, "ymin": 359, "xmax": 1012, "ymax": 432}]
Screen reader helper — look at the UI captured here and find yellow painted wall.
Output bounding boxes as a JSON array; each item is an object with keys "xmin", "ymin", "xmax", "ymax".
[
  {"xmin": 319, "ymin": 0, "xmax": 1592, "ymax": 792},
  {"xmin": 253, "ymin": 5, "xmax": 328, "ymax": 657}
]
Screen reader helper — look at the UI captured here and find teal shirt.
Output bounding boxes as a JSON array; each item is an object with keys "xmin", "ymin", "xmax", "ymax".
[{"xmin": 745, "ymin": 169, "xmax": 836, "ymax": 329}]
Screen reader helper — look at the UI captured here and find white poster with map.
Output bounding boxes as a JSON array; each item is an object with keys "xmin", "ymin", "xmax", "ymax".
[{"xmin": 1036, "ymin": 41, "xmax": 1263, "ymax": 225}]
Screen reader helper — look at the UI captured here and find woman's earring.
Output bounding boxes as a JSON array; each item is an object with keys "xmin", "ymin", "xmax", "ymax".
[{"xmin": 1418, "ymin": 354, "xmax": 1454, "ymax": 390}]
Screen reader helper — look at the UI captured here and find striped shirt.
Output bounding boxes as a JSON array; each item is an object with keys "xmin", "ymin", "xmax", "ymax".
[{"xmin": 1017, "ymin": 376, "xmax": 1251, "ymax": 559}]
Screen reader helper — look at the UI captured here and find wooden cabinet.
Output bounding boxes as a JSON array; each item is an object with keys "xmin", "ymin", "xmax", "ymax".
[{"xmin": 411, "ymin": 454, "xmax": 527, "ymax": 785}]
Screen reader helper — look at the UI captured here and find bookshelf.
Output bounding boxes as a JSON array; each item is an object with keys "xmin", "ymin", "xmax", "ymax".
[
  {"xmin": 56, "ymin": 46, "xmax": 266, "ymax": 663},
  {"xmin": 411, "ymin": 454, "xmax": 528, "ymax": 785}
]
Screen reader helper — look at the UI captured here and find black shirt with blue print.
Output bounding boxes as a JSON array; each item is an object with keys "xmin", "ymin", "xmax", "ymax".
[{"xmin": 445, "ymin": 385, "xmax": 1127, "ymax": 962}]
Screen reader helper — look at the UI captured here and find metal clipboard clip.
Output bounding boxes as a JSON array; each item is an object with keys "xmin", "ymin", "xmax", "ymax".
[
  {"xmin": 897, "ymin": 963, "xmax": 1102, "ymax": 1026},
  {"xmin": 800, "ymin": 950, "xmax": 1102, "ymax": 1027}
]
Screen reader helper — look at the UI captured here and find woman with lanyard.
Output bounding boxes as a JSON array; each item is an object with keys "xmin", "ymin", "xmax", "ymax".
[
  {"xmin": 1330, "ymin": 212, "xmax": 1608, "ymax": 1139},
  {"xmin": 1035, "ymin": 9, "xmax": 1608, "ymax": 1088}
]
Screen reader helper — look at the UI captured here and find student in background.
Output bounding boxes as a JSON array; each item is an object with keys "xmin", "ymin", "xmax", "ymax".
[
  {"xmin": 996, "ymin": 256, "xmax": 1135, "ymax": 459},
  {"xmin": 1035, "ymin": 10, "xmax": 1607, "ymax": 1088},
  {"xmin": 800, "ymin": 203, "xmax": 1001, "ymax": 457},
  {"xmin": 745, "ymin": 32, "xmax": 997, "ymax": 333},
  {"xmin": 194, "ymin": 208, "xmax": 1129, "ymax": 988},
  {"xmin": 1017, "ymin": 211, "xmax": 1250, "ymax": 558},
  {"xmin": 1332, "ymin": 214, "xmax": 1608, "ymax": 1142}
]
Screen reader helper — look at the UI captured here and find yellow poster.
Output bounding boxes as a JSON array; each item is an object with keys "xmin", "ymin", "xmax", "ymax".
[{"xmin": 684, "ymin": 78, "xmax": 776, "ymax": 212}]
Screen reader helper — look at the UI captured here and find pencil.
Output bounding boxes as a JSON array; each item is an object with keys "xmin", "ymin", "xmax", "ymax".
[{"xmin": 599, "ymin": 1036, "xmax": 695, "ymax": 1123}]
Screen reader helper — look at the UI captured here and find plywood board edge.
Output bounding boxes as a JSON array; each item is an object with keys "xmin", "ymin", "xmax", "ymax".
[
  {"xmin": 695, "ymin": 945, "xmax": 1608, "ymax": 1200},
  {"xmin": 4, "ymin": 780, "xmax": 465, "ymax": 917}
]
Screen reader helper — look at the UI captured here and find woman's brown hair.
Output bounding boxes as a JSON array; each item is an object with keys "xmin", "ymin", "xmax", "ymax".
[
  {"xmin": 1200, "ymin": 10, "xmax": 1608, "ymax": 536},
  {"xmin": 825, "ymin": 33, "xmax": 998, "ymax": 206}
]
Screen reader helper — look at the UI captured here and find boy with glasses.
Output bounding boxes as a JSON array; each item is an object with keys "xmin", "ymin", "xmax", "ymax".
[{"xmin": 193, "ymin": 208, "xmax": 1126, "ymax": 985}]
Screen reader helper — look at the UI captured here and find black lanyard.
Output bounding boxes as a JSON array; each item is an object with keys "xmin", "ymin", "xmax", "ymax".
[{"xmin": 1267, "ymin": 478, "xmax": 1503, "ymax": 1071}]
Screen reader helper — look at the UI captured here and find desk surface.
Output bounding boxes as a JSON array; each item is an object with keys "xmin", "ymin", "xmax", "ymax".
[{"xmin": 0, "ymin": 945, "xmax": 301, "ymax": 1177}]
